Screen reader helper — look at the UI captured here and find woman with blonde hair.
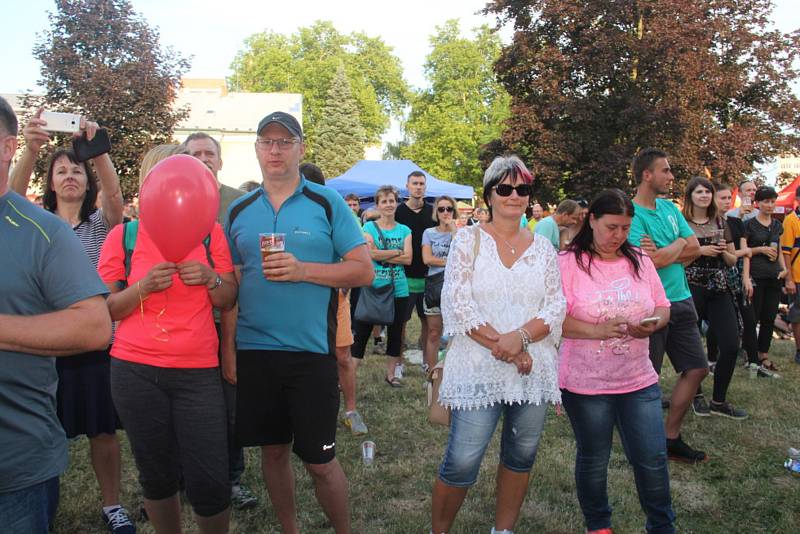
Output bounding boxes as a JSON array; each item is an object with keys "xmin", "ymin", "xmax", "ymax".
[
  {"xmin": 98, "ymin": 145, "xmax": 237, "ymax": 533},
  {"xmin": 351, "ymin": 185, "xmax": 412, "ymax": 386},
  {"xmin": 421, "ymin": 195, "xmax": 458, "ymax": 372}
]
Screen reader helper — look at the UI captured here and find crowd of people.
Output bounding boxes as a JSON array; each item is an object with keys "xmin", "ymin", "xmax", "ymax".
[{"xmin": 1, "ymin": 93, "xmax": 799, "ymax": 534}]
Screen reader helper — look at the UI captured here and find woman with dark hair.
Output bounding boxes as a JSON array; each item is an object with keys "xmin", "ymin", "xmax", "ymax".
[
  {"xmin": 9, "ymin": 111, "xmax": 133, "ymax": 531},
  {"xmin": 681, "ymin": 177, "xmax": 747, "ymax": 419},
  {"xmin": 743, "ymin": 186, "xmax": 788, "ymax": 371},
  {"xmin": 431, "ymin": 155, "xmax": 565, "ymax": 534},
  {"xmin": 559, "ymin": 189, "xmax": 674, "ymax": 534}
]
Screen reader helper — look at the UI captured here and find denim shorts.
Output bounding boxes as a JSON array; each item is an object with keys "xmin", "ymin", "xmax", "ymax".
[
  {"xmin": 0, "ymin": 476, "xmax": 59, "ymax": 534},
  {"xmin": 438, "ymin": 401, "xmax": 548, "ymax": 487}
]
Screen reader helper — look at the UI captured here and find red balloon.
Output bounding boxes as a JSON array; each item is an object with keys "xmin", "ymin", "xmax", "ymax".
[{"xmin": 139, "ymin": 154, "xmax": 220, "ymax": 262}]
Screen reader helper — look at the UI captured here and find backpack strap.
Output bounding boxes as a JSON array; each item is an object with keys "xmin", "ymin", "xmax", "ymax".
[
  {"xmin": 119, "ymin": 220, "xmax": 213, "ymax": 289},
  {"xmin": 120, "ymin": 220, "xmax": 139, "ymax": 288}
]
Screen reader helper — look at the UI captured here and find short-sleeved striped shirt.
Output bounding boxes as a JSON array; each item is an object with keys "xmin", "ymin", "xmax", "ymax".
[{"xmin": 72, "ymin": 209, "xmax": 109, "ymax": 268}]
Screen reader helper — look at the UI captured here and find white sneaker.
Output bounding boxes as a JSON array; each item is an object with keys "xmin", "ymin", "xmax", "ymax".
[{"xmin": 394, "ymin": 363, "xmax": 404, "ymax": 380}]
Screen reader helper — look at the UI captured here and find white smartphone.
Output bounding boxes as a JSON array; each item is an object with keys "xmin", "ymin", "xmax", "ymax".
[
  {"xmin": 40, "ymin": 111, "xmax": 81, "ymax": 133},
  {"xmin": 639, "ymin": 316, "xmax": 660, "ymax": 327}
]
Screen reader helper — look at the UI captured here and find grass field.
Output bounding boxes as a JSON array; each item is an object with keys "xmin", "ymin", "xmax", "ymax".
[{"xmin": 52, "ymin": 316, "xmax": 800, "ymax": 533}]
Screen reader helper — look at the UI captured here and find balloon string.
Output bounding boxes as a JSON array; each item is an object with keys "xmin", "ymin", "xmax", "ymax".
[{"xmin": 138, "ymin": 285, "xmax": 170, "ymax": 343}]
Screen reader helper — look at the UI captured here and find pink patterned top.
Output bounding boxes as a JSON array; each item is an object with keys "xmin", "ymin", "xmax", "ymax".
[{"xmin": 557, "ymin": 251, "xmax": 669, "ymax": 395}]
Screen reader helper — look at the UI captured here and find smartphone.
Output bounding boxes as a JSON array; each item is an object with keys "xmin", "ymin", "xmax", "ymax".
[
  {"xmin": 72, "ymin": 128, "xmax": 111, "ymax": 162},
  {"xmin": 639, "ymin": 316, "xmax": 660, "ymax": 327},
  {"xmin": 40, "ymin": 111, "xmax": 81, "ymax": 133}
]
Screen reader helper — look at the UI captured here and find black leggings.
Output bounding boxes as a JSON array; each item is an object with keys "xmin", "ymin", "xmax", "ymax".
[
  {"xmin": 751, "ymin": 277, "xmax": 782, "ymax": 354},
  {"xmin": 352, "ymin": 297, "xmax": 409, "ymax": 358},
  {"xmin": 707, "ymin": 291, "xmax": 759, "ymax": 365},
  {"xmin": 690, "ymin": 285, "xmax": 739, "ymax": 403}
]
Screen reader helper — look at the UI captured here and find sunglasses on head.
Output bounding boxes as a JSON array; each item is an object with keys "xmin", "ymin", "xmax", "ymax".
[
  {"xmin": 437, "ymin": 206, "xmax": 454, "ymax": 213},
  {"xmin": 494, "ymin": 183, "xmax": 532, "ymax": 197}
]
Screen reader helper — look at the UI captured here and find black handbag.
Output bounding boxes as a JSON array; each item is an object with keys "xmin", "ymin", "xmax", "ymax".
[
  {"xmin": 424, "ymin": 271, "xmax": 445, "ymax": 309},
  {"xmin": 354, "ymin": 223, "xmax": 396, "ymax": 325}
]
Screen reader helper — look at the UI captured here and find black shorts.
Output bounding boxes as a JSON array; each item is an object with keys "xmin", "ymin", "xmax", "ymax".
[
  {"xmin": 405, "ymin": 291, "xmax": 426, "ymax": 321},
  {"xmin": 236, "ymin": 350, "xmax": 340, "ymax": 464},
  {"xmin": 649, "ymin": 297, "xmax": 709, "ymax": 374}
]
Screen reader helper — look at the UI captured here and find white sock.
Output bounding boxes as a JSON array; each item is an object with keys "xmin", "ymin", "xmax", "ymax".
[{"xmin": 102, "ymin": 504, "xmax": 121, "ymax": 514}]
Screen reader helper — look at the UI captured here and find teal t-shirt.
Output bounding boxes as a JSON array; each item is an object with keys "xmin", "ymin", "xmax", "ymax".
[
  {"xmin": 534, "ymin": 215, "xmax": 560, "ymax": 250},
  {"xmin": 364, "ymin": 221, "xmax": 411, "ymax": 297},
  {"xmin": 628, "ymin": 198, "xmax": 695, "ymax": 302}
]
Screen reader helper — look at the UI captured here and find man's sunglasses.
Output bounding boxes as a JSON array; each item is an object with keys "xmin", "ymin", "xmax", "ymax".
[
  {"xmin": 494, "ymin": 183, "xmax": 532, "ymax": 197},
  {"xmin": 437, "ymin": 206, "xmax": 455, "ymax": 213}
]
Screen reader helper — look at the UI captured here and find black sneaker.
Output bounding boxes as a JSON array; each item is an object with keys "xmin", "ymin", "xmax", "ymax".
[
  {"xmin": 692, "ymin": 395, "xmax": 710, "ymax": 417},
  {"xmin": 667, "ymin": 435, "xmax": 708, "ymax": 464},
  {"xmin": 795, "ymin": 350, "xmax": 800, "ymax": 365},
  {"xmin": 102, "ymin": 506, "xmax": 136, "ymax": 533},
  {"xmin": 709, "ymin": 401, "xmax": 748, "ymax": 420}
]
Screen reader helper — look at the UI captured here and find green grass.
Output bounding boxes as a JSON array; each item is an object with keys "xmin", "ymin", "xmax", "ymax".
[{"xmin": 53, "ymin": 317, "xmax": 800, "ymax": 533}]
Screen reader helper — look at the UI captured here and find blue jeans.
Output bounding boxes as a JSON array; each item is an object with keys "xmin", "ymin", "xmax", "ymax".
[
  {"xmin": 0, "ymin": 476, "xmax": 59, "ymax": 534},
  {"xmin": 438, "ymin": 401, "xmax": 547, "ymax": 487},
  {"xmin": 562, "ymin": 383, "xmax": 675, "ymax": 534}
]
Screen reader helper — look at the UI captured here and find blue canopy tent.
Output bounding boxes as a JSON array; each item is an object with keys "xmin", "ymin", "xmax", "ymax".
[{"xmin": 326, "ymin": 160, "xmax": 474, "ymax": 204}]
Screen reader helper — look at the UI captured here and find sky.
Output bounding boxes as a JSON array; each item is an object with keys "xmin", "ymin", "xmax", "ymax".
[{"xmin": 4, "ymin": 0, "xmax": 800, "ymax": 178}]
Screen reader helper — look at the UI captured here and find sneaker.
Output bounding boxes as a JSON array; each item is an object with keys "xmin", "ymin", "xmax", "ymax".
[
  {"xmin": 666, "ymin": 435, "xmax": 708, "ymax": 464},
  {"xmin": 692, "ymin": 395, "xmax": 710, "ymax": 417},
  {"xmin": 709, "ymin": 401, "xmax": 748, "ymax": 420},
  {"xmin": 102, "ymin": 506, "xmax": 135, "ymax": 534},
  {"xmin": 394, "ymin": 363, "xmax": 405, "ymax": 380},
  {"xmin": 587, "ymin": 530, "xmax": 614, "ymax": 534},
  {"xmin": 757, "ymin": 364, "xmax": 780, "ymax": 379},
  {"xmin": 341, "ymin": 410, "xmax": 368, "ymax": 436},
  {"xmin": 795, "ymin": 350, "xmax": 800, "ymax": 364},
  {"xmin": 231, "ymin": 483, "xmax": 258, "ymax": 510}
]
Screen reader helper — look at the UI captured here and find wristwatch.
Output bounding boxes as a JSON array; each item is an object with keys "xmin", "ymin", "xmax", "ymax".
[{"xmin": 208, "ymin": 274, "xmax": 223, "ymax": 291}]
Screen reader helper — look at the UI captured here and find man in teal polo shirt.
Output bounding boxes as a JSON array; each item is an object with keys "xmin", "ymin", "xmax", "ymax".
[
  {"xmin": 225, "ymin": 111, "xmax": 373, "ymax": 534},
  {"xmin": 629, "ymin": 147, "xmax": 709, "ymax": 465}
]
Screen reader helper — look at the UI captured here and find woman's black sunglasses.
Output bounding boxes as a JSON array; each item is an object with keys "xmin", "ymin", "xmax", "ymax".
[
  {"xmin": 437, "ymin": 206, "xmax": 455, "ymax": 213},
  {"xmin": 494, "ymin": 183, "xmax": 532, "ymax": 197}
]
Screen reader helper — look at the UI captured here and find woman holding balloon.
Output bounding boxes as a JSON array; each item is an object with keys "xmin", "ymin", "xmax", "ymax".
[{"xmin": 98, "ymin": 151, "xmax": 237, "ymax": 534}]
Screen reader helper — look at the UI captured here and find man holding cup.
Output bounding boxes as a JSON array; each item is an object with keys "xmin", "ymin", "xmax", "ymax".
[{"xmin": 224, "ymin": 112, "xmax": 373, "ymax": 534}]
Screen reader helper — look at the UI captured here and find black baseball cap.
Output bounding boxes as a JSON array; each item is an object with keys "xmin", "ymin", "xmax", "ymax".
[{"xmin": 256, "ymin": 111, "xmax": 303, "ymax": 139}]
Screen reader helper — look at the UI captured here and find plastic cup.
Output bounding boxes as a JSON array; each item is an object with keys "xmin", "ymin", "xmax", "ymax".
[
  {"xmin": 361, "ymin": 440, "xmax": 375, "ymax": 466},
  {"xmin": 259, "ymin": 233, "xmax": 286, "ymax": 259}
]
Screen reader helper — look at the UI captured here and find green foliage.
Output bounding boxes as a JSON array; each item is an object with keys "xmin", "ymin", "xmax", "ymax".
[
  {"xmin": 230, "ymin": 21, "xmax": 410, "ymax": 156},
  {"xmin": 486, "ymin": 0, "xmax": 800, "ymax": 203},
  {"xmin": 402, "ymin": 20, "xmax": 511, "ymax": 188},
  {"xmin": 29, "ymin": 0, "xmax": 189, "ymax": 200},
  {"xmin": 314, "ymin": 64, "xmax": 366, "ymax": 178}
]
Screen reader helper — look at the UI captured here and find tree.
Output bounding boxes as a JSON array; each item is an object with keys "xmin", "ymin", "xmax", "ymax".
[
  {"xmin": 314, "ymin": 64, "xmax": 366, "ymax": 177},
  {"xmin": 402, "ymin": 21, "xmax": 510, "ymax": 188},
  {"xmin": 230, "ymin": 21, "xmax": 409, "ymax": 156},
  {"xmin": 29, "ymin": 0, "xmax": 189, "ymax": 199},
  {"xmin": 486, "ymin": 0, "xmax": 800, "ymax": 202}
]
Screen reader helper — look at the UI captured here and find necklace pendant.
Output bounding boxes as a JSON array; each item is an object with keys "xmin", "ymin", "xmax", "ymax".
[{"xmin": 511, "ymin": 247, "xmax": 516, "ymax": 254}]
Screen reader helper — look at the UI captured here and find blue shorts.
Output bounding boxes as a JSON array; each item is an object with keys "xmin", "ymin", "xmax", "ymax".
[{"xmin": 438, "ymin": 401, "xmax": 547, "ymax": 487}]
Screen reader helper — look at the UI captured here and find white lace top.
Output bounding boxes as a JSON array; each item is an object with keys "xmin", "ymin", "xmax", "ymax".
[{"xmin": 440, "ymin": 226, "xmax": 565, "ymax": 410}]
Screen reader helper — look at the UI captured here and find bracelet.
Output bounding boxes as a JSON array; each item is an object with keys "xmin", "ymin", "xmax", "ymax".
[{"xmin": 517, "ymin": 328, "xmax": 531, "ymax": 352}]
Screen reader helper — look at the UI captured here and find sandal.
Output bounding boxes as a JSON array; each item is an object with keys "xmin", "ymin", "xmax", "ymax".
[
  {"xmin": 384, "ymin": 376, "xmax": 403, "ymax": 388},
  {"xmin": 759, "ymin": 358, "xmax": 779, "ymax": 371}
]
